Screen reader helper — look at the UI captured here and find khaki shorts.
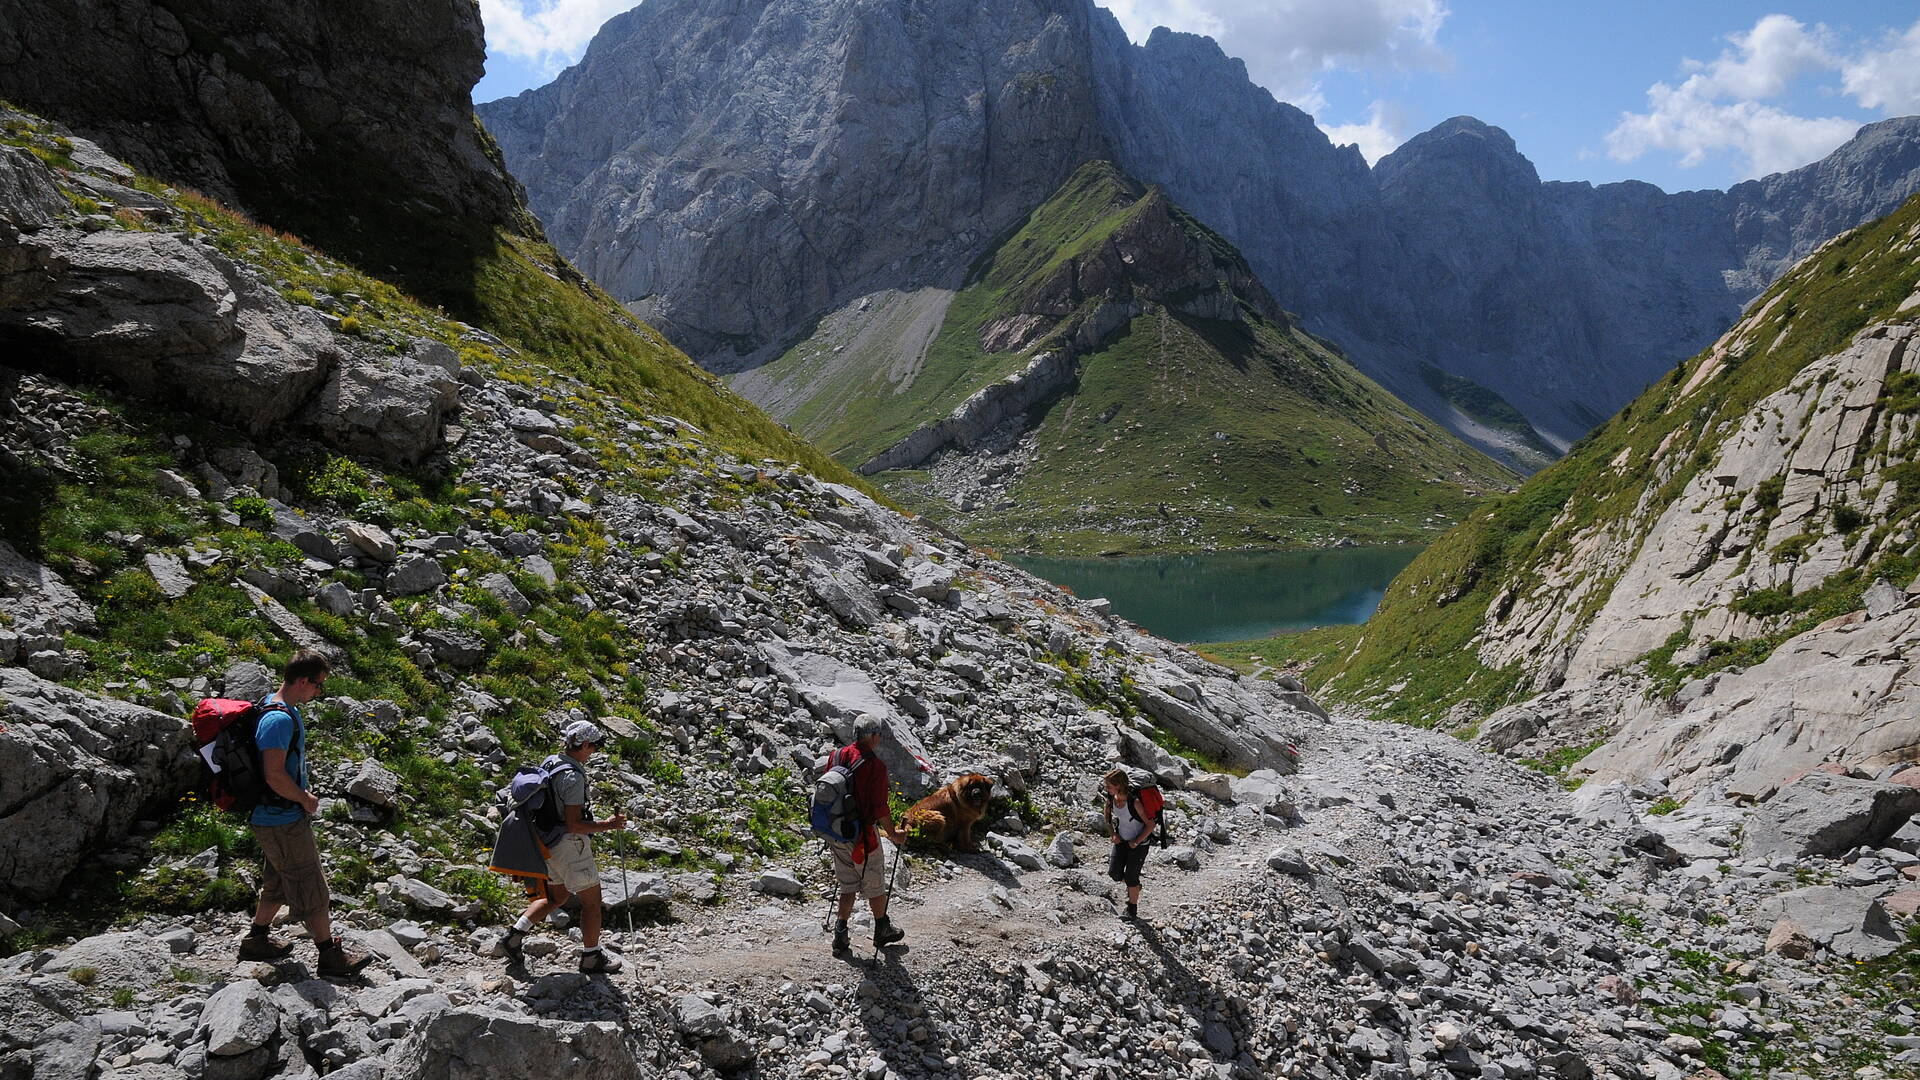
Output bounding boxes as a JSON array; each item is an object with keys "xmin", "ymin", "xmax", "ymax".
[
  {"xmin": 252, "ymin": 818, "xmax": 330, "ymax": 920},
  {"xmin": 830, "ymin": 841, "xmax": 886, "ymax": 899},
  {"xmin": 544, "ymin": 834, "xmax": 601, "ymax": 894}
]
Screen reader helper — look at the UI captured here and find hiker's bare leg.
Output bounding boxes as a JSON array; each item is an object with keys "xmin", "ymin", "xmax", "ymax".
[
  {"xmin": 252, "ymin": 898, "xmax": 281, "ymax": 928},
  {"xmin": 1127, "ymin": 885, "xmax": 1141, "ymax": 906},
  {"xmin": 869, "ymin": 893, "xmax": 888, "ymax": 920},
  {"xmin": 303, "ymin": 910, "xmax": 334, "ymax": 943},
  {"xmin": 523, "ymin": 884, "xmax": 571, "ymax": 924},
  {"xmin": 578, "ymin": 886, "xmax": 603, "ymax": 949},
  {"xmin": 837, "ymin": 892, "xmax": 856, "ymax": 921}
]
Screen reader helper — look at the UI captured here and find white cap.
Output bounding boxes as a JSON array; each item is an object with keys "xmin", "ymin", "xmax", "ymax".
[{"xmin": 563, "ymin": 720, "xmax": 604, "ymax": 748}]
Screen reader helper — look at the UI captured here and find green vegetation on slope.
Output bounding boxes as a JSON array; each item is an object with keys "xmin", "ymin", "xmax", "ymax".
[
  {"xmin": 954, "ymin": 310, "xmax": 1510, "ymax": 554},
  {"xmin": 757, "ymin": 162, "xmax": 1172, "ymax": 465},
  {"xmin": 1297, "ymin": 193, "xmax": 1920, "ymax": 725},
  {"xmin": 746, "ymin": 160, "xmax": 1512, "ymax": 555},
  {"xmin": 0, "ymin": 108, "xmax": 810, "ymax": 941}
]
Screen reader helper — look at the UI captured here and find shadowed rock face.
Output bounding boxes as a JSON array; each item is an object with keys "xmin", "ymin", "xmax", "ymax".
[
  {"xmin": 0, "ymin": 0, "xmax": 533, "ymax": 307},
  {"xmin": 481, "ymin": 0, "xmax": 1920, "ymax": 453}
]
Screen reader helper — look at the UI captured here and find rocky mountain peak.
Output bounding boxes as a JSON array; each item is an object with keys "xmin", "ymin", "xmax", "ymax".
[{"xmin": 1374, "ymin": 116, "xmax": 1540, "ymax": 198}]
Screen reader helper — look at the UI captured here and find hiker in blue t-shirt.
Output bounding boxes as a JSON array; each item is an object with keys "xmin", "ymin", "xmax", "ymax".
[{"xmin": 239, "ymin": 649, "xmax": 370, "ymax": 976}]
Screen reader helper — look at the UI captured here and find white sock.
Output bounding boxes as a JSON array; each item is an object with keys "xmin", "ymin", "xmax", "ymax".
[
  {"xmin": 512, "ymin": 916, "xmax": 533, "ymax": 932},
  {"xmin": 584, "ymin": 944, "xmax": 603, "ymax": 953}
]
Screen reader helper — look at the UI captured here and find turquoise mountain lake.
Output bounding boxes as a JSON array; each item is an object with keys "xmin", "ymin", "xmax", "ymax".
[{"xmin": 1010, "ymin": 547, "xmax": 1420, "ymax": 643}]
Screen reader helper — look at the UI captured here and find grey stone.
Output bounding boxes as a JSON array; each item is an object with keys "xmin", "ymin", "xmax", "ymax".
[
  {"xmin": 198, "ymin": 981, "xmax": 279, "ymax": 1056},
  {"xmin": 0, "ymin": 673, "xmax": 197, "ymax": 900},
  {"xmin": 478, "ymin": 572, "xmax": 531, "ymax": 616},
  {"xmin": 29, "ymin": 1018, "xmax": 101, "ymax": 1080},
  {"xmin": 385, "ymin": 1008, "xmax": 642, "ymax": 1080},
  {"xmin": 1742, "ymin": 773, "xmax": 1920, "ymax": 859},
  {"xmin": 348, "ymin": 761, "xmax": 401, "ymax": 808},
  {"xmin": 1865, "ymin": 577, "xmax": 1909, "ymax": 618},
  {"xmin": 304, "ymin": 346, "xmax": 460, "ymax": 464},
  {"xmin": 316, "ymin": 582, "xmax": 357, "ymax": 618},
  {"xmin": 344, "ymin": 523, "xmax": 398, "ymax": 563},
  {"xmin": 143, "ymin": 552, "xmax": 194, "ymax": 600},
  {"xmin": 396, "ymin": 878, "xmax": 455, "ymax": 913},
  {"xmin": 753, "ymin": 870, "xmax": 804, "ymax": 897},
  {"xmin": 673, "ymin": 995, "xmax": 729, "ymax": 1039},
  {"xmin": 1754, "ymin": 886, "xmax": 1901, "ymax": 960},
  {"xmin": 383, "ymin": 555, "xmax": 446, "ymax": 597},
  {"xmin": 1266, "ymin": 847, "xmax": 1313, "ymax": 877}
]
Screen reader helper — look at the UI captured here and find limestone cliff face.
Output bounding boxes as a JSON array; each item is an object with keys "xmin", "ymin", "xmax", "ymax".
[
  {"xmin": 0, "ymin": 0, "xmax": 534, "ymax": 305},
  {"xmin": 482, "ymin": 0, "xmax": 1110, "ymax": 363},
  {"xmin": 1339, "ymin": 195, "xmax": 1920, "ymax": 799},
  {"xmin": 481, "ymin": 0, "xmax": 1920, "ymax": 456}
]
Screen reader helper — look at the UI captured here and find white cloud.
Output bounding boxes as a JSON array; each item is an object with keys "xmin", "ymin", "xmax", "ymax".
[
  {"xmin": 1842, "ymin": 20, "xmax": 1920, "ymax": 114},
  {"xmin": 1318, "ymin": 100, "xmax": 1411, "ymax": 164},
  {"xmin": 479, "ymin": 0, "xmax": 635, "ymax": 72},
  {"xmin": 1605, "ymin": 15, "xmax": 1864, "ymax": 179},
  {"xmin": 1102, "ymin": 0, "xmax": 1449, "ymax": 106}
]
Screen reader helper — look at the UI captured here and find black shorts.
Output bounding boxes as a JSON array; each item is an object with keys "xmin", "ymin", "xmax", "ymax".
[{"xmin": 1108, "ymin": 840, "xmax": 1150, "ymax": 887}]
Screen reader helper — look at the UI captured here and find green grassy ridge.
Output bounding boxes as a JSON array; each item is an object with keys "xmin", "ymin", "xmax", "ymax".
[
  {"xmin": 1297, "ymin": 192, "xmax": 1920, "ymax": 726},
  {"xmin": 755, "ymin": 161, "xmax": 1170, "ymax": 466},
  {"xmin": 752, "ymin": 160, "xmax": 1513, "ymax": 555}
]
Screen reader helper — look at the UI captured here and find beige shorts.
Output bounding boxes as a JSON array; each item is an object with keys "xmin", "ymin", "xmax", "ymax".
[
  {"xmin": 252, "ymin": 818, "xmax": 330, "ymax": 920},
  {"xmin": 544, "ymin": 834, "xmax": 601, "ymax": 894},
  {"xmin": 830, "ymin": 841, "xmax": 887, "ymax": 899}
]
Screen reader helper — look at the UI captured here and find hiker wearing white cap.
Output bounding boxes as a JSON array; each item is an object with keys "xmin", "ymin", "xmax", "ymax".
[{"xmin": 505, "ymin": 720, "xmax": 630, "ymax": 973}]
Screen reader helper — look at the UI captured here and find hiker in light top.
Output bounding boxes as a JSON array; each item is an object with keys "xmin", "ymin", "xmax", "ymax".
[
  {"xmin": 505, "ymin": 720, "xmax": 630, "ymax": 974},
  {"xmin": 1104, "ymin": 767, "xmax": 1159, "ymax": 921},
  {"xmin": 239, "ymin": 649, "xmax": 371, "ymax": 976},
  {"xmin": 828, "ymin": 716, "xmax": 907, "ymax": 953}
]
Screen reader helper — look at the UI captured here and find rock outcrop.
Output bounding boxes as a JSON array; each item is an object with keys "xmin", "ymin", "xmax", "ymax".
[
  {"xmin": 0, "ymin": 130, "xmax": 464, "ymax": 464},
  {"xmin": 0, "ymin": 0, "xmax": 533, "ymax": 307},
  {"xmin": 1322, "ymin": 187, "xmax": 1920, "ymax": 800},
  {"xmin": 0, "ymin": 668, "xmax": 197, "ymax": 901},
  {"xmin": 479, "ymin": 0, "xmax": 1920, "ymax": 456}
]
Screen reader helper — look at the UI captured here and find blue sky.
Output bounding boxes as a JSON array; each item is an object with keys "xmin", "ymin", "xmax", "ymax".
[{"xmin": 475, "ymin": 0, "xmax": 1920, "ymax": 194}]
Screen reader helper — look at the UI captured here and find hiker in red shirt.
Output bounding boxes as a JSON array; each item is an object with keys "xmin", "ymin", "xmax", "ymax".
[{"xmin": 827, "ymin": 716, "xmax": 907, "ymax": 953}]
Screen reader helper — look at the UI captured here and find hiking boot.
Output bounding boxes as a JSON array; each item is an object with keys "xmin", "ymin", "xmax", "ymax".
[
  {"xmin": 502, "ymin": 927, "xmax": 528, "ymax": 956},
  {"xmin": 1124, "ymin": 903, "xmax": 1139, "ymax": 921},
  {"xmin": 831, "ymin": 925, "xmax": 851, "ymax": 954},
  {"xmin": 316, "ymin": 937, "xmax": 371, "ymax": 977},
  {"xmin": 237, "ymin": 929, "xmax": 294, "ymax": 961},
  {"xmin": 873, "ymin": 918, "xmax": 905, "ymax": 948},
  {"xmin": 579, "ymin": 949, "xmax": 624, "ymax": 974}
]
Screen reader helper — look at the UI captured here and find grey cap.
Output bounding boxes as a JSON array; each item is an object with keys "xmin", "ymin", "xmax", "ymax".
[
  {"xmin": 852, "ymin": 715, "xmax": 886, "ymax": 738},
  {"xmin": 563, "ymin": 719, "xmax": 604, "ymax": 748}
]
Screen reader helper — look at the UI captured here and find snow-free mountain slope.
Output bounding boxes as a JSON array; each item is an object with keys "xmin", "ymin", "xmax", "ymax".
[
  {"xmin": 480, "ymin": 0, "xmax": 1920, "ymax": 459},
  {"xmin": 736, "ymin": 162, "xmax": 1514, "ymax": 555}
]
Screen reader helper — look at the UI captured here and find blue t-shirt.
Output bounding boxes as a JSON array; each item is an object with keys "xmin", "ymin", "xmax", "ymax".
[{"xmin": 250, "ymin": 700, "xmax": 307, "ymax": 826}]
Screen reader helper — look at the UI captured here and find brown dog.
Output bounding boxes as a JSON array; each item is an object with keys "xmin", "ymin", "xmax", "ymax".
[{"xmin": 904, "ymin": 773, "xmax": 995, "ymax": 851}]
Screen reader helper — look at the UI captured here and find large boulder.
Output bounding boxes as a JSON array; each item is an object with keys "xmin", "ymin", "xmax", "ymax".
[
  {"xmin": 758, "ymin": 642, "xmax": 934, "ymax": 795},
  {"xmin": 385, "ymin": 1007, "xmax": 642, "ymax": 1080},
  {"xmin": 197, "ymin": 981, "xmax": 280, "ymax": 1057},
  {"xmin": 42, "ymin": 931, "xmax": 178, "ymax": 992},
  {"xmin": 1131, "ymin": 662, "xmax": 1299, "ymax": 774},
  {"xmin": 0, "ymin": 668, "xmax": 198, "ymax": 900},
  {"xmin": 1740, "ymin": 773, "xmax": 1920, "ymax": 860},
  {"xmin": 1753, "ymin": 886, "xmax": 1902, "ymax": 960},
  {"xmin": 304, "ymin": 341, "xmax": 461, "ymax": 465},
  {"xmin": 0, "ymin": 221, "xmax": 336, "ymax": 433}
]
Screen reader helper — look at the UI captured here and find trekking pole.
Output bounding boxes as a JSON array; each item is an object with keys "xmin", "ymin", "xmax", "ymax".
[{"xmin": 617, "ymin": 825, "xmax": 634, "ymax": 939}]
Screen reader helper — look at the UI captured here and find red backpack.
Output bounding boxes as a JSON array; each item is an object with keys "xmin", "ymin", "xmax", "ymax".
[
  {"xmin": 1130, "ymin": 786, "xmax": 1170, "ymax": 848},
  {"xmin": 189, "ymin": 699, "xmax": 277, "ymax": 813}
]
